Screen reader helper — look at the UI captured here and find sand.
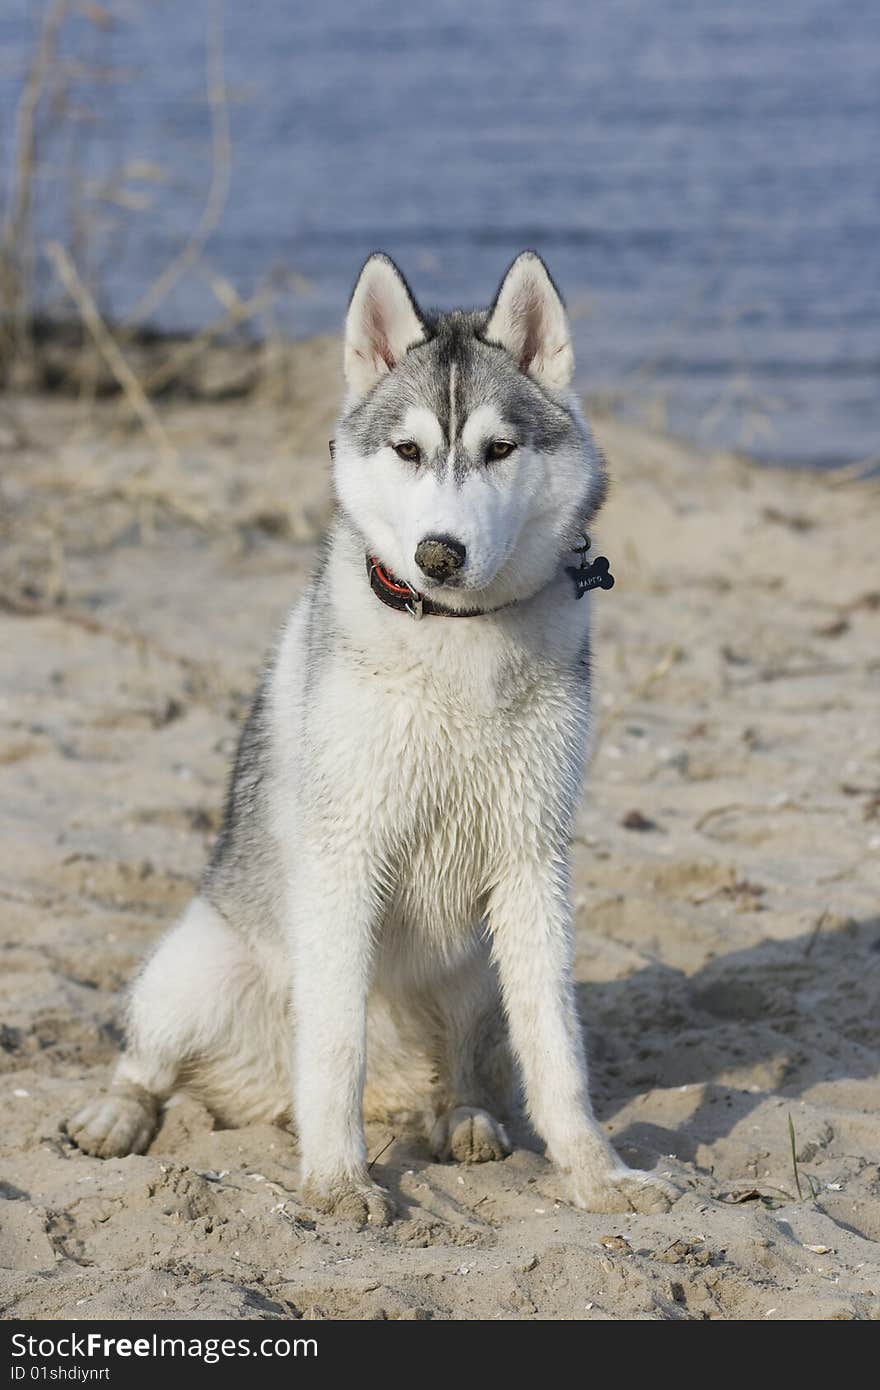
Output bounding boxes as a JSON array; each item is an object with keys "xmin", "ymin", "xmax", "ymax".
[{"xmin": 1, "ymin": 351, "xmax": 879, "ymax": 1320}]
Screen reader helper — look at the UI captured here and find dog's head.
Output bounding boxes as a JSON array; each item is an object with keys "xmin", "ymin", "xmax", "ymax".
[{"xmin": 332, "ymin": 252, "xmax": 606, "ymax": 609}]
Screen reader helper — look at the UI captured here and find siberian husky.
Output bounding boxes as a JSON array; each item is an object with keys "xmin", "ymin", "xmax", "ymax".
[{"xmin": 67, "ymin": 252, "xmax": 676, "ymax": 1223}]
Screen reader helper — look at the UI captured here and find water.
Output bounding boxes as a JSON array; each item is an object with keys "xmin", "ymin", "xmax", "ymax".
[{"xmin": 2, "ymin": 0, "xmax": 879, "ymax": 465}]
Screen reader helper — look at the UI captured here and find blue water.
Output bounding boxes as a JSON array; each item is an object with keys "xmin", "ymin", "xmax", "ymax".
[{"xmin": 2, "ymin": 0, "xmax": 878, "ymax": 464}]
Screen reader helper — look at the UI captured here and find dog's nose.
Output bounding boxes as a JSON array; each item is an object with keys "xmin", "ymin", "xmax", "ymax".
[{"xmin": 414, "ymin": 535, "xmax": 466, "ymax": 582}]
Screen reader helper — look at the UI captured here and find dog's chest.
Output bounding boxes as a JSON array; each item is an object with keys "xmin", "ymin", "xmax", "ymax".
[{"xmin": 317, "ymin": 636, "xmax": 586, "ymax": 938}]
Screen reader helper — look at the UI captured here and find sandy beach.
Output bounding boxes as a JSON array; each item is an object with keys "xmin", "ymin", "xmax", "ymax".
[{"xmin": 1, "ymin": 347, "xmax": 879, "ymax": 1320}]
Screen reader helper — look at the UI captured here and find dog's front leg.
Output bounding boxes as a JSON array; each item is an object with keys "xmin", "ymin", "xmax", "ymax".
[
  {"xmin": 287, "ymin": 835, "xmax": 393, "ymax": 1227},
  {"xmin": 488, "ymin": 857, "xmax": 676, "ymax": 1214}
]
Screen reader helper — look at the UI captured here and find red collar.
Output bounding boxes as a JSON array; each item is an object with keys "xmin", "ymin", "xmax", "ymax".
[
  {"xmin": 366, "ymin": 556, "xmax": 487, "ymax": 620},
  {"xmin": 366, "ymin": 541, "xmax": 614, "ymax": 621}
]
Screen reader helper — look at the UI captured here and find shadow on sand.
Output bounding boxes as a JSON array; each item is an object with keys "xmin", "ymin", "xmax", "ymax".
[{"xmin": 576, "ymin": 912, "xmax": 880, "ymax": 1166}]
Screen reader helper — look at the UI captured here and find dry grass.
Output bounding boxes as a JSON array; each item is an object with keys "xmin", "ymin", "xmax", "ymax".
[
  {"xmin": 0, "ymin": 0, "xmax": 273, "ymax": 446},
  {"xmin": 0, "ymin": 0, "xmax": 69, "ymax": 376},
  {"xmin": 45, "ymin": 240, "xmax": 177, "ymax": 460}
]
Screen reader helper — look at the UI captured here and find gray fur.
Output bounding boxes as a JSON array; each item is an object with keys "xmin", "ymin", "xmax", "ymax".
[
  {"xmin": 345, "ymin": 307, "xmax": 597, "ymax": 497},
  {"xmin": 65, "ymin": 253, "xmax": 675, "ymax": 1223}
]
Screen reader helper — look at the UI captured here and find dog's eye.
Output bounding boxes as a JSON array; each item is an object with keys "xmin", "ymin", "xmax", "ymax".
[
  {"xmin": 485, "ymin": 440, "xmax": 516, "ymax": 463},
  {"xmin": 393, "ymin": 441, "xmax": 421, "ymax": 463}
]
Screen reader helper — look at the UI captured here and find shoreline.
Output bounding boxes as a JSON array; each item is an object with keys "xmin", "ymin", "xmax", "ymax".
[{"xmin": 4, "ymin": 319, "xmax": 875, "ymax": 476}]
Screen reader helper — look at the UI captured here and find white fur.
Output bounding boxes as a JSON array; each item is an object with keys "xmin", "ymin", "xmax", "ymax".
[
  {"xmin": 67, "ymin": 255, "xmax": 675, "ymax": 1225},
  {"xmin": 68, "ymin": 548, "xmax": 672, "ymax": 1217}
]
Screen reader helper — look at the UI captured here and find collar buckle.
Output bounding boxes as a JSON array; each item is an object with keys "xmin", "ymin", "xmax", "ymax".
[{"xmin": 367, "ymin": 554, "xmax": 427, "ymax": 618}]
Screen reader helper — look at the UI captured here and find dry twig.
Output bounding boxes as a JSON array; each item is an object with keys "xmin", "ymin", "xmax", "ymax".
[
  {"xmin": 1, "ymin": 0, "xmax": 69, "ymax": 365},
  {"xmin": 45, "ymin": 240, "xmax": 176, "ymax": 460}
]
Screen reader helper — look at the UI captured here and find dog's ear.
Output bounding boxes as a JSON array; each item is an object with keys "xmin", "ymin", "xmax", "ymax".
[
  {"xmin": 344, "ymin": 253, "xmax": 427, "ymax": 402},
  {"xmin": 485, "ymin": 252, "xmax": 574, "ymax": 391}
]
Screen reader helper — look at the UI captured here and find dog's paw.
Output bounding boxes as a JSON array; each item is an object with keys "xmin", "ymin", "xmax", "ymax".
[
  {"xmin": 66, "ymin": 1088, "xmax": 159, "ymax": 1159},
  {"xmin": 303, "ymin": 1177, "xmax": 395, "ymax": 1228},
  {"xmin": 430, "ymin": 1106, "xmax": 511, "ymax": 1164},
  {"xmin": 568, "ymin": 1166, "xmax": 678, "ymax": 1215}
]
